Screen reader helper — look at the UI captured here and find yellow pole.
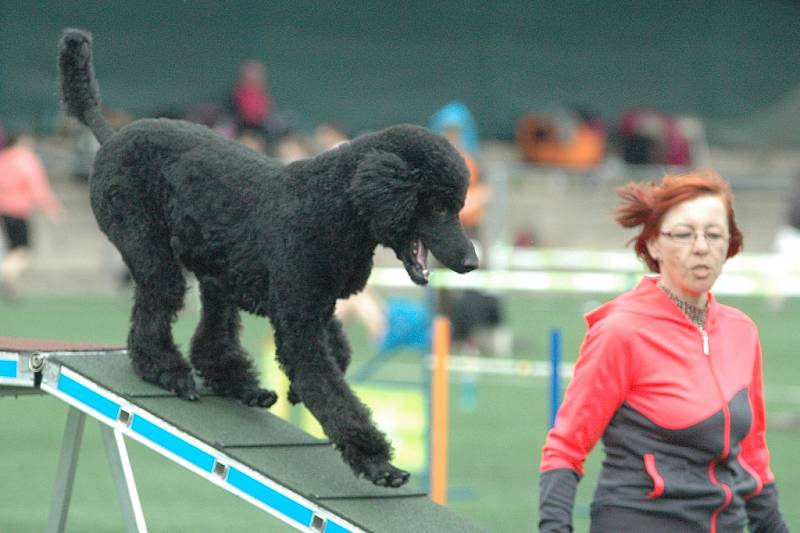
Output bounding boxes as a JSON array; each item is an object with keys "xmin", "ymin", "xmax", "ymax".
[{"xmin": 431, "ymin": 316, "xmax": 450, "ymax": 505}]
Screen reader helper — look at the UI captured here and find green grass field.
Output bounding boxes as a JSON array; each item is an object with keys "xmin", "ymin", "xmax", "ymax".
[{"xmin": 1, "ymin": 290, "xmax": 797, "ymax": 531}]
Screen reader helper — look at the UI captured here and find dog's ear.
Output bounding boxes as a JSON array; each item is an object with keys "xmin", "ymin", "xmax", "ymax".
[{"xmin": 348, "ymin": 150, "xmax": 418, "ymax": 241}]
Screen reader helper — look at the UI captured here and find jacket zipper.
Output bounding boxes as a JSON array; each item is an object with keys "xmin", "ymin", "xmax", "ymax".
[{"xmin": 701, "ymin": 327, "xmax": 733, "ymax": 533}]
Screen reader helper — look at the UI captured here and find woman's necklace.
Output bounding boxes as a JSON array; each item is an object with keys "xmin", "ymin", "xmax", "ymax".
[{"xmin": 658, "ymin": 282, "xmax": 707, "ymax": 330}]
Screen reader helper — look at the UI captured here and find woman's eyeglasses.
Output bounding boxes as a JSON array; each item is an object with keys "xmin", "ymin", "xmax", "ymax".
[{"xmin": 660, "ymin": 229, "xmax": 729, "ymax": 246}]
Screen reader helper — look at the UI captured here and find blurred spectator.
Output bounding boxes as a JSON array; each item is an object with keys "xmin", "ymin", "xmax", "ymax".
[
  {"xmin": 429, "ymin": 101, "xmax": 480, "ymax": 156},
  {"xmin": 0, "ymin": 133, "xmax": 63, "ymax": 298},
  {"xmin": 232, "ymin": 60, "xmax": 274, "ymax": 136},
  {"xmin": 236, "ymin": 131, "xmax": 267, "ymax": 154},
  {"xmin": 430, "ymin": 103, "xmax": 491, "ymax": 241},
  {"xmin": 516, "ymin": 105, "xmax": 606, "ymax": 170},
  {"xmin": 184, "ymin": 103, "xmax": 228, "ymax": 130},
  {"xmin": 618, "ymin": 107, "xmax": 691, "ymax": 166},
  {"xmin": 440, "ymin": 289, "xmax": 505, "ymax": 355},
  {"xmin": 184, "ymin": 102, "xmax": 238, "ymax": 139},
  {"xmin": 513, "ymin": 228, "xmax": 539, "ymax": 248},
  {"xmin": 337, "ymin": 288, "xmax": 388, "ymax": 343},
  {"xmin": 314, "ymin": 122, "xmax": 349, "ymax": 152},
  {"xmin": 276, "ymin": 133, "xmax": 311, "ymax": 164},
  {"xmin": 444, "ymin": 125, "xmax": 491, "ymax": 238}
]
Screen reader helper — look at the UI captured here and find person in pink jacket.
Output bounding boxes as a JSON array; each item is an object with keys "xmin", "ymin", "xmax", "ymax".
[
  {"xmin": 0, "ymin": 133, "xmax": 62, "ymax": 297},
  {"xmin": 232, "ymin": 60, "xmax": 273, "ymax": 136},
  {"xmin": 539, "ymin": 170, "xmax": 787, "ymax": 532}
]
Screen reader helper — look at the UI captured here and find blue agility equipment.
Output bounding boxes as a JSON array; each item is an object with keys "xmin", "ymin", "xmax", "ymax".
[
  {"xmin": 379, "ymin": 298, "xmax": 433, "ymax": 354},
  {"xmin": 548, "ymin": 327, "xmax": 563, "ymax": 428},
  {"xmin": 351, "ymin": 298, "xmax": 432, "ymax": 382},
  {"xmin": 0, "ymin": 338, "xmax": 483, "ymax": 533}
]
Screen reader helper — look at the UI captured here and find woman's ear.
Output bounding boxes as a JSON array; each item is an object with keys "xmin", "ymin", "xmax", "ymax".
[
  {"xmin": 646, "ymin": 238, "xmax": 661, "ymax": 263},
  {"xmin": 347, "ymin": 150, "xmax": 418, "ymax": 241}
]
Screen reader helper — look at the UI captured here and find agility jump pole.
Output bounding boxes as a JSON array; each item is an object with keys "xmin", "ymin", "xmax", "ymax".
[
  {"xmin": 430, "ymin": 316, "xmax": 451, "ymax": 505},
  {"xmin": 425, "ymin": 323, "xmax": 566, "ymax": 502},
  {"xmin": 0, "ymin": 337, "xmax": 484, "ymax": 533},
  {"xmin": 548, "ymin": 327, "xmax": 562, "ymax": 428}
]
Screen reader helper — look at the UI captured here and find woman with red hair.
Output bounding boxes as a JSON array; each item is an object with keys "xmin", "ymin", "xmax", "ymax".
[{"xmin": 539, "ymin": 170, "xmax": 787, "ymax": 532}]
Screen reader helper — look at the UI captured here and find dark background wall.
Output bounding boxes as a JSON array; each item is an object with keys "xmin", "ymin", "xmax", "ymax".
[{"xmin": 1, "ymin": 1, "xmax": 799, "ymax": 139}]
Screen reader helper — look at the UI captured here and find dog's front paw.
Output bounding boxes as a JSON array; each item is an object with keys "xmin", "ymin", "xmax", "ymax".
[
  {"xmin": 240, "ymin": 387, "xmax": 278, "ymax": 408},
  {"xmin": 287, "ymin": 385, "xmax": 302, "ymax": 405},
  {"xmin": 159, "ymin": 370, "xmax": 199, "ymax": 401},
  {"xmin": 363, "ymin": 460, "xmax": 410, "ymax": 488}
]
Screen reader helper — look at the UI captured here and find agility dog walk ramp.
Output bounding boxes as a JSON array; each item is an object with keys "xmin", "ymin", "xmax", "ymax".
[{"xmin": 0, "ymin": 338, "xmax": 484, "ymax": 533}]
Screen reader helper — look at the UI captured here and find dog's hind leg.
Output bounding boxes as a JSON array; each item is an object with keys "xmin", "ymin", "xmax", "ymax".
[
  {"xmin": 122, "ymin": 249, "xmax": 197, "ymax": 400},
  {"xmin": 190, "ymin": 277, "xmax": 277, "ymax": 408},
  {"xmin": 273, "ymin": 313, "xmax": 409, "ymax": 487}
]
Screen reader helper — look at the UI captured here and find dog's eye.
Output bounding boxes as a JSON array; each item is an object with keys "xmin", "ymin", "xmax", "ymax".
[{"xmin": 432, "ymin": 202, "xmax": 449, "ymax": 217}]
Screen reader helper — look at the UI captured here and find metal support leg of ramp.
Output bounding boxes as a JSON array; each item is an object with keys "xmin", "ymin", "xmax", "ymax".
[
  {"xmin": 46, "ymin": 406, "xmax": 86, "ymax": 533},
  {"xmin": 45, "ymin": 406, "xmax": 147, "ymax": 533},
  {"xmin": 100, "ymin": 421, "xmax": 149, "ymax": 533}
]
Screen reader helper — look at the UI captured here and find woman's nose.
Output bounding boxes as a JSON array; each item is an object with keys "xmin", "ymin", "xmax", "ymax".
[{"xmin": 693, "ymin": 234, "xmax": 711, "ymax": 252}]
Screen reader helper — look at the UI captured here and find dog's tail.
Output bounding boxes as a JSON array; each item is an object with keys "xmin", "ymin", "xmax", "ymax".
[{"xmin": 58, "ymin": 28, "xmax": 114, "ymax": 145}]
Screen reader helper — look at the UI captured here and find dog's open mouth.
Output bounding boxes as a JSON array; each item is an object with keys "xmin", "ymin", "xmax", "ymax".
[{"xmin": 401, "ymin": 239, "xmax": 430, "ymax": 285}]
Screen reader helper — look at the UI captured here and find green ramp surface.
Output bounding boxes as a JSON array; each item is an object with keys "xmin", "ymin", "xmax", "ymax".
[{"xmin": 0, "ymin": 338, "xmax": 485, "ymax": 533}]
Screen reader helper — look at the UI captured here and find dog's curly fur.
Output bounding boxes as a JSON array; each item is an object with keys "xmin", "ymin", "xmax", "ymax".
[{"xmin": 58, "ymin": 29, "xmax": 478, "ymax": 487}]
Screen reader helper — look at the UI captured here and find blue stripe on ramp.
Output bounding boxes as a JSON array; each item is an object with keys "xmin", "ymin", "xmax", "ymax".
[
  {"xmin": 227, "ymin": 467, "xmax": 314, "ymax": 527},
  {"xmin": 325, "ymin": 519, "xmax": 355, "ymax": 533},
  {"xmin": 0, "ymin": 360, "xmax": 17, "ymax": 378},
  {"xmin": 130, "ymin": 415, "xmax": 215, "ymax": 473},
  {"xmin": 58, "ymin": 373, "xmax": 120, "ymax": 420}
]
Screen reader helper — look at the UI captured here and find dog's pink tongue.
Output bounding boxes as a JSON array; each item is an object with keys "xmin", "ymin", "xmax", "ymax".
[{"xmin": 415, "ymin": 239, "xmax": 429, "ymax": 270}]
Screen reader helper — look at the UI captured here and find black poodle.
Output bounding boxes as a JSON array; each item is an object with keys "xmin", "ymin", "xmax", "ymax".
[{"xmin": 58, "ymin": 29, "xmax": 478, "ymax": 487}]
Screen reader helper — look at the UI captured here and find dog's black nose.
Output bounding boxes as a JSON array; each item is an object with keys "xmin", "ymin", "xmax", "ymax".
[{"xmin": 462, "ymin": 250, "xmax": 479, "ymax": 272}]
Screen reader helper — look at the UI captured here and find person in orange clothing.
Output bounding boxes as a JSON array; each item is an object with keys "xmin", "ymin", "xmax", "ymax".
[
  {"xmin": 441, "ymin": 125, "xmax": 491, "ymax": 240},
  {"xmin": 0, "ymin": 133, "xmax": 63, "ymax": 297},
  {"xmin": 538, "ymin": 170, "xmax": 787, "ymax": 532},
  {"xmin": 429, "ymin": 102, "xmax": 490, "ymax": 240}
]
